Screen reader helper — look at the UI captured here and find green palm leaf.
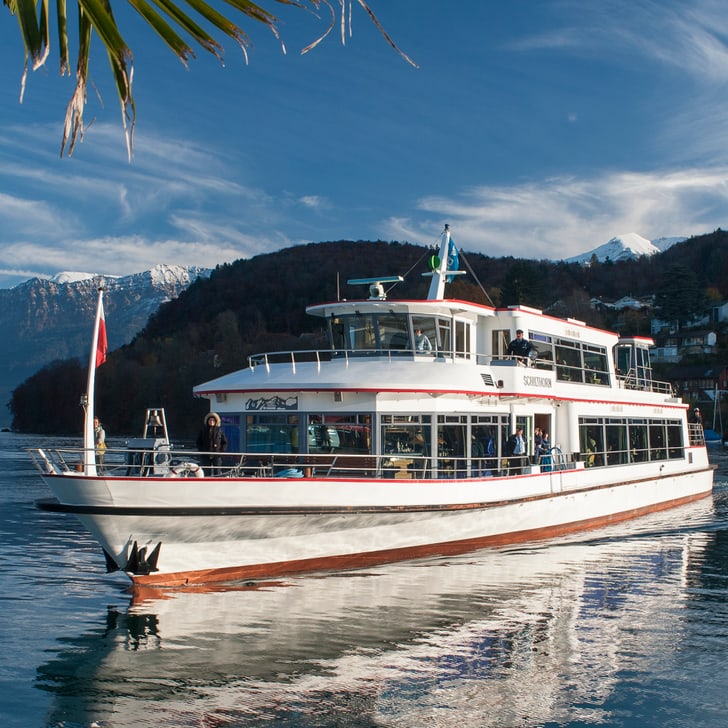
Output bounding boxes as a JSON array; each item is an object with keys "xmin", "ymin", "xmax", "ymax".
[{"xmin": 5, "ymin": 0, "xmax": 416, "ymax": 157}]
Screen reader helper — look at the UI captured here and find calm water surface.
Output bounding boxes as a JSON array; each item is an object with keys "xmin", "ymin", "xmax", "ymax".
[{"xmin": 2, "ymin": 431, "xmax": 728, "ymax": 727}]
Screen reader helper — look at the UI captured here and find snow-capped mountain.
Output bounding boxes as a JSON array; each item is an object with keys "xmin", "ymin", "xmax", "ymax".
[
  {"xmin": 565, "ymin": 233, "xmax": 687, "ymax": 264},
  {"xmin": 0, "ymin": 264, "xmax": 210, "ymax": 425}
]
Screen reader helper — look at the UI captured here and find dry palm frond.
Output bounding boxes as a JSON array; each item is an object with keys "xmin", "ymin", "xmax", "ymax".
[{"xmin": 4, "ymin": 0, "xmax": 417, "ymax": 158}]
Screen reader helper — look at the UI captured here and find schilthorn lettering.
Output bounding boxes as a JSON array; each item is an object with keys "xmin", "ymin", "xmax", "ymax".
[{"xmin": 523, "ymin": 375, "xmax": 552, "ymax": 388}]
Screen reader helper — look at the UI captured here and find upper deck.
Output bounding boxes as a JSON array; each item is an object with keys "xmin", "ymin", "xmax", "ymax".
[{"xmin": 194, "ymin": 226, "xmax": 672, "ymax": 404}]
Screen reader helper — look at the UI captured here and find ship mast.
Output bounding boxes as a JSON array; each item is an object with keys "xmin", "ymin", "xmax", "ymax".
[{"xmin": 425, "ymin": 224, "xmax": 465, "ymax": 300}]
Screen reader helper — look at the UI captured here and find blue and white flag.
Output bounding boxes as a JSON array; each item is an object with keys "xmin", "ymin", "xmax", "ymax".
[{"xmin": 446, "ymin": 238, "xmax": 459, "ymax": 282}]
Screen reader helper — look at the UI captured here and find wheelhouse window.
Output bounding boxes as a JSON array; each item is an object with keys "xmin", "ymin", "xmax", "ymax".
[
  {"xmin": 328, "ymin": 313, "xmax": 450, "ymax": 355},
  {"xmin": 615, "ymin": 342, "xmax": 654, "ymax": 390},
  {"xmin": 412, "ymin": 317, "xmax": 437, "ymax": 355}
]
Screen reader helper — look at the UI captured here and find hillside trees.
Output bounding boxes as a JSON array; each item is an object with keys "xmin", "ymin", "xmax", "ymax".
[
  {"xmin": 499, "ymin": 260, "xmax": 547, "ymax": 307},
  {"xmin": 654, "ymin": 264, "xmax": 707, "ymax": 328}
]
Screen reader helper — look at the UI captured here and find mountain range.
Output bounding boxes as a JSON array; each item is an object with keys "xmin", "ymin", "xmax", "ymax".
[
  {"xmin": 564, "ymin": 233, "xmax": 687, "ymax": 264},
  {"xmin": 0, "ymin": 264, "xmax": 210, "ymax": 426}
]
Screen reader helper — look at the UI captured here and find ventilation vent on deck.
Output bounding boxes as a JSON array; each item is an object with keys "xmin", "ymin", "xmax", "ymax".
[{"xmin": 481, "ymin": 373, "xmax": 495, "ymax": 387}]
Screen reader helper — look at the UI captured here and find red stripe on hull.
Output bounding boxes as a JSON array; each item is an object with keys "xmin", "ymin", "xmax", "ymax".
[{"xmin": 131, "ymin": 488, "xmax": 712, "ymax": 590}]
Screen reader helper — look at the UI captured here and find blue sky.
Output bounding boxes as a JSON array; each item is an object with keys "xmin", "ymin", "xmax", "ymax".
[{"xmin": 1, "ymin": 0, "xmax": 728, "ymax": 288}]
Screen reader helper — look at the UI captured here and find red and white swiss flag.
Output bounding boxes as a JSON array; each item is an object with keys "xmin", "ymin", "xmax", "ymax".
[{"xmin": 96, "ymin": 300, "xmax": 108, "ymax": 368}]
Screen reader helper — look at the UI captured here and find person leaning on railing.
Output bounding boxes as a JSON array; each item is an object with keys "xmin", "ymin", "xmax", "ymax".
[{"xmin": 506, "ymin": 329, "xmax": 532, "ymax": 364}]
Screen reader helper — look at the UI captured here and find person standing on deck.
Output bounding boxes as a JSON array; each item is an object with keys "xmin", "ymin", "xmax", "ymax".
[
  {"xmin": 539, "ymin": 433, "xmax": 552, "ymax": 472},
  {"xmin": 533, "ymin": 427, "xmax": 543, "ymax": 464},
  {"xmin": 506, "ymin": 329, "xmax": 532, "ymax": 364},
  {"xmin": 94, "ymin": 416, "xmax": 106, "ymax": 472},
  {"xmin": 196, "ymin": 412, "xmax": 228, "ymax": 475},
  {"xmin": 508, "ymin": 427, "xmax": 527, "ymax": 474}
]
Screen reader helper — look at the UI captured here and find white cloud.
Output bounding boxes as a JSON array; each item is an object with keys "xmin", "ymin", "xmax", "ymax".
[
  {"xmin": 513, "ymin": 1, "xmax": 728, "ymax": 82},
  {"xmin": 298, "ymin": 195, "xmax": 328, "ymax": 210},
  {"xmin": 382, "ymin": 167, "xmax": 728, "ymax": 260}
]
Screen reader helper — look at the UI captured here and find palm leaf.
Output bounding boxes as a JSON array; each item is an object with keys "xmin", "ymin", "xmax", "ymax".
[{"xmin": 8, "ymin": 0, "xmax": 417, "ymax": 157}]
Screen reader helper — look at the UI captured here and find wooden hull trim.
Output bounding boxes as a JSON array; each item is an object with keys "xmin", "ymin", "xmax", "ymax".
[{"xmin": 130, "ymin": 488, "xmax": 712, "ymax": 589}]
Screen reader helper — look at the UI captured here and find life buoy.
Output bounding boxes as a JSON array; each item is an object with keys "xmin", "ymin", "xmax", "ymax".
[{"xmin": 169, "ymin": 462, "xmax": 205, "ymax": 478}]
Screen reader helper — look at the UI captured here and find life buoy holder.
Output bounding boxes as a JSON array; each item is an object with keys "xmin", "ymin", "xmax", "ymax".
[{"xmin": 169, "ymin": 462, "xmax": 205, "ymax": 478}]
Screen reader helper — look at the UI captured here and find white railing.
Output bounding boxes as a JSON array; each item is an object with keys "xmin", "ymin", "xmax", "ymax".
[{"xmin": 27, "ymin": 446, "xmax": 581, "ymax": 481}]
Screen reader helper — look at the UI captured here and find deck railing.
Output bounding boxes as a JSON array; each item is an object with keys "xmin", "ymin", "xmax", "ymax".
[
  {"xmin": 28, "ymin": 445, "xmax": 581, "ymax": 480},
  {"xmin": 247, "ymin": 348, "xmax": 674, "ymax": 394}
]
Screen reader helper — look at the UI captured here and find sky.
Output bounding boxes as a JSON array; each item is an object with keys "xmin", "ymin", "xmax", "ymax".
[{"xmin": 1, "ymin": 0, "xmax": 728, "ymax": 288}]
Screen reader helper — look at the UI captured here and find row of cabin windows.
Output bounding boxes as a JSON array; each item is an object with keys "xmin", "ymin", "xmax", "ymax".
[
  {"xmin": 527, "ymin": 332, "xmax": 610, "ymax": 385},
  {"xmin": 223, "ymin": 412, "xmax": 684, "ymax": 471},
  {"xmin": 579, "ymin": 417, "xmax": 684, "ymax": 467},
  {"xmin": 327, "ymin": 313, "xmax": 618, "ymax": 386}
]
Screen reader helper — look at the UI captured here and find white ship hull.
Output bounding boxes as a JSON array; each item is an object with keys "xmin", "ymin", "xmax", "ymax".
[{"xmin": 40, "ymin": 455, "xmax": 713, "ymax": 587}]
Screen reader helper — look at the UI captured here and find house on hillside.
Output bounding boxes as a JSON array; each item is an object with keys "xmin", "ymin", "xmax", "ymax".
[
  {"xmin": 650, "ymin": 330, "xmax": 717, "ymax": 363},
  {"xmin": 591, "ymin": 296, "xmax": 653, "ymax": 312},
  {"xmin": 710, "ymin": 301, "xmax": 728, "ymax": 324},
  {"xmin": 666, "ymin": 364, "xmax": 728, "ymax": 409}
]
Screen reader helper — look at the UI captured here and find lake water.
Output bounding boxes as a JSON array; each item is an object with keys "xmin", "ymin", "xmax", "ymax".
[{"xmin": 2, "ymin": 432, "xmax": 728, "ymax": 727}]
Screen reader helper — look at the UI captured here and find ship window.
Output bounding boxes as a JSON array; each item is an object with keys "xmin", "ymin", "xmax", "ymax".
[
  {"xmin": 583, "ymin": 346, "xmax": 609, "ymax": 385},
  {"xmin": 220, "ymin": 414, "xmax": 241, "ymax": 453},
  {"xmin": 412, "ymin": 317, "xmax": 437, "ymax": 354},
  {"xmin": 308, "ymin": 413, "xmax": 372, "ymax": 454},
  {"xmin": 437, "ymin": 319, "xmax": 452, "ymax": 355},
  {"xmin": 492, "ymin": 329, "xmax": 511, "ymax": 359},
  {"xmin": 454, "ymin": 320, "xmax": 471, "ymax": 359},
  {"xmin": 648, "ymin": 422, "xmax": 666, "ymax": 461},
  {"xmin": 380, "ymin": 415, "xmax": 432, "ymax": 477},
  {"xmin": 377, "ymin": 314, "xmax": 409, "ymax": 351},
  {"xmin": 556, "ymin": 340, "xmax": 583, "ymax": 382},
  {"xmin": 437, "ymin": 415, "xmax": 467, "ymax": 478},
  {"xmin": 529, "ymin": 332, "xmax": 554, "ymax": 369},
  {"xmin": 667, "ymin": 422, "xmax": 684, "ymax": 459},
  {"xmin": 330, "ymin": 313, "xmax": 413, "ymax": 353},
  {"xmin": 629, "ymin": 421, "xmax": 649, "ymax": 462},
  {"xmin": 245, "ymin": 414, "xmax": 300, "ymax": 454},
  {"xmin": 348, "ymin": 315, "xmax": 378, "ymax": 350},
  {"xmin": 605, "ymin": 418, "xmax": 629, "ymax": 464}
]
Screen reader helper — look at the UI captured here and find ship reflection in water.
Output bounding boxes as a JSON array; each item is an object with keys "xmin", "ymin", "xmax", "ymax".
[{"xmin": 36, "ymin": 497, "xmax": 727, "ymax": 727}]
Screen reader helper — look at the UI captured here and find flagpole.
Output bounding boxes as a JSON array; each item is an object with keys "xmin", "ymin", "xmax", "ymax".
[{"xmin": 83, "ymin": 283, "xmax": 106, "ymax": 475}]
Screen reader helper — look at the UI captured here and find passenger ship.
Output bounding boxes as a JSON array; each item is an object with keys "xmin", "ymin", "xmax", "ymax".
[{"xmin": 30, "ymin": 226, "xmax": 714, "ymax": 587}]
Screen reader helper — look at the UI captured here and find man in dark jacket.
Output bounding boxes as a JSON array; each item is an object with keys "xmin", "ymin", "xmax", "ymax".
[
  {"xmin": 196, "ymin": 412, "xmax": 228, "ymax": 474},
  {"xmin": 506, "ymin": 329, "xmax": 532, "ymax": 363}
]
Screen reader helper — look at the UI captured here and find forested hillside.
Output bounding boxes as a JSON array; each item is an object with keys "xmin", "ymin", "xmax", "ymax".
[{"xmin": 10, "ymin": 230, "xmax": 728, "ymax": 437}]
